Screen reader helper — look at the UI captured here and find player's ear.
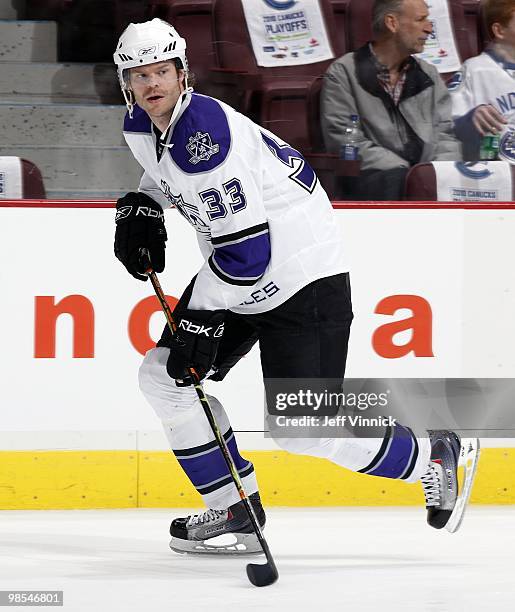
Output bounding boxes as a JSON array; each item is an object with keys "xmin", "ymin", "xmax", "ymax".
[
  {"xmin": 384, "ymin": 12, "xmax": 399, "ymax": 35},
  {"xmin": 124, "ymin": 69, "xmax": 133, "ymax": 90},
  {"xmin": 491, "ymin": 22, "xmax": 505, "ymax": 40}
]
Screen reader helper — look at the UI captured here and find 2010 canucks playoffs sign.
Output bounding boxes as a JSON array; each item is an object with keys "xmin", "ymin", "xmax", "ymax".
[
  {"xmin": 432, "ymin": 161, "xmax": 513, "ymax": 201},
  {"xmin": 415, "ymin": 0, "xmax": 461, "ymax": 73},
  {"xmin": 0, "ymin": 157, "xmax": 23, "ymax": 199},
  {"xmin": 241, "ymin": 0, "xmax": 334, "ymax": 67}
]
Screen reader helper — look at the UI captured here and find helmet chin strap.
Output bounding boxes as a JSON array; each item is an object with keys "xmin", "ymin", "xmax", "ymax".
[
  {"xmin": 159, "ymin": 77, "xmax": 193, "ymax": 144},
  {"xmin": 122, "ymin": 88, "xmax": 135, "ymax": 119}
]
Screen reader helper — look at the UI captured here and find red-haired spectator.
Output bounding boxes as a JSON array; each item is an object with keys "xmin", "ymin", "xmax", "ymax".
[{"xmin": 450, "ymin": 0, "xmax": 515, "ymax": 160}]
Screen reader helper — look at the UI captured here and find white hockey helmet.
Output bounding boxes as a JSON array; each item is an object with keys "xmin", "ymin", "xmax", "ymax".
[{"xmin": 113, "ymin": 18, "xmax": 189, "ymax": 114}]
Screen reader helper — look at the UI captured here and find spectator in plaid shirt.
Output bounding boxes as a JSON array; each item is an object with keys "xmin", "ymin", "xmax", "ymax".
[{"xmin": 321, "ymin": 0, "xmax": 461, "ymax": 200}]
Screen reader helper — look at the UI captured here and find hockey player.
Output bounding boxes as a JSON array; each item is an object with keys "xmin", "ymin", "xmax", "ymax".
[
  {"xmin": 449, "ymin": 0, "xmax": 515, "ymax": 160},
  {"xmin": 113, "ymin": 19, "xmax": 479, "ymax": 554}
]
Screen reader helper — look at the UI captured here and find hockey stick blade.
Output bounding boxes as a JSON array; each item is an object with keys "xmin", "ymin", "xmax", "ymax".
[
  {"xmin": 246, "ymin": 536, "xmax": 278, "ymax": 587},
  {"xmin": 246, "ymin": 560, "xmax": 279, "ymax": 587}
]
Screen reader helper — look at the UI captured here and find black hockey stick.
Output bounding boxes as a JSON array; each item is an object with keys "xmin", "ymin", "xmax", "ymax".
[{"xmin": 139, "ymin": 249, "xmax": 278, "ymax": 588}]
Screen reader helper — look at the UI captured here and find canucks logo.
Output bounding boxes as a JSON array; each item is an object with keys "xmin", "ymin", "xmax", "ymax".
[
  {"xmin": 186, "ymin": 131, "xmax": 220, "ymax": 165},
  {"xmin": 455, "ymin": 162, "xmax": 493, "ymax": 179},
  {"xmin": 499, "ymin": 126, "xmax": 515, "ymax": 164},
  {"xmin": 447, "ymin": 71, "xmax": 463, "ymax": 92},
  {"xmin": 263, "ymin": 0, "xmax": 296, "ymax": 8}
]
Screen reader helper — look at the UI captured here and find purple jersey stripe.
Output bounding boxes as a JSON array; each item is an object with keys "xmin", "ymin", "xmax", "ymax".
[
  {"xmin": 170, "ymin": 94, "xmax": 231, "ymax": 173},
  {"xmin": 123, "ymin": 104, "xmax": 152, "ymax": 134},
  {"xmin": 212, "ymin": 231, "xmax": 271, "ymax": 280}
]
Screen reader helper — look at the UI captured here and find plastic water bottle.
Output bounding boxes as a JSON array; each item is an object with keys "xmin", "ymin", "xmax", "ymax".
[
  {"xmin": 479, "ymin": 134, "xmax": 500, "ymax": 160},
  {"xmin": 340, "ymin": 114, "xmax": 360, "ymax": 161}
]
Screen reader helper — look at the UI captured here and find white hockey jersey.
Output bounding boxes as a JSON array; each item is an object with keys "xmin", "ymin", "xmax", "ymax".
[
  {"xmin": 449, "ymin": 49, "xmax": 515, "ymax": 120},
  {"xmin": 449, "ymin": 49, "xmax": 515, "ymax": 161},
  {"xmin": 123, "ymin": 92, "xmax": 348, "ymax": 314}
]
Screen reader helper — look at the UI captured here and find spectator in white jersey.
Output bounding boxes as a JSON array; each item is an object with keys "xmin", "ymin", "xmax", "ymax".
[
  {"xmin": 449, "ymin": 0, "xmax": 514, "ymax": 160},
  {"xmin": 321, "ymin": 0, "xmax": 461, "ymax": 200},
  {"xmin": 112, "ymin": 19, "xmax": 477, "ymax": 556}
]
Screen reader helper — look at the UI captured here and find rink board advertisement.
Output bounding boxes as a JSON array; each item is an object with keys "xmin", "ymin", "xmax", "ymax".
[{"xmin": 1, "ymin": 203, "xmax": 515, "ymax": 508}]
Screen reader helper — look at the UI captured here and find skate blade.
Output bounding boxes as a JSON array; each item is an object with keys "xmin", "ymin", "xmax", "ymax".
[
  {"xmin": 169, "ymin": 532, "xmax": 264, "ymax": 556},
  {"xmin": 445, "ymin": 437, "xmax": 480, "ymax": 533}
]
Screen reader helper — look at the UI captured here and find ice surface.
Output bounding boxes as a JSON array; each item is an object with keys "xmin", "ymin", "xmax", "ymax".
[{"xmin": 0, "ymin": 507, "xmax": 513, "ymax": 611}]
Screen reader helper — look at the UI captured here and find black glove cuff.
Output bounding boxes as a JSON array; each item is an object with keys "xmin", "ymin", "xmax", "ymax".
[
  {"xmin": 166, "ymin": 309, "xmax": 226, "ymax": 384},
  {"xmin": 115, "ymin": 192, "xmax": 165, "ymax": 226},
  {"xmin": 175, "ymin": 309, "xmax": 225, "ymax": 340}
]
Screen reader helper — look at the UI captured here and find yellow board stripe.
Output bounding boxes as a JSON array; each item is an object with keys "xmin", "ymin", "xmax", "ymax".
[{"xmin": 0, "ymin": 449, "xmax": 513, "ymax": 509}]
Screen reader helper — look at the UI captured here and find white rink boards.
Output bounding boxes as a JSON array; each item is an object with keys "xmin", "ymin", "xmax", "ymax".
[{"xmin": 1, "ymin": 205, "xmax": 515, "ymax": 436}]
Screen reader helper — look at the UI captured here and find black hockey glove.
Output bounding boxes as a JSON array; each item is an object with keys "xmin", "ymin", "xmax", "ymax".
[
  {"xmin": 114, "ymin": 192, "xmax": 167, "ymax": 281},
  {"xmin": 166, "ymin": 309, "xmax": 225, "ymax": 386}
]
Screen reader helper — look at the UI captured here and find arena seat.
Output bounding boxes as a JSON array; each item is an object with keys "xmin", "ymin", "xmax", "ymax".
[
  {"xmin": 460, "ymin": 0, "xmax": 482, "ymax": 55},
  {"xmin": 470, "ymin": 0, "xmax": 491, "ymax": 52},
  {"xmin": 58, "ymin": 0, "xmax": 117, "ymax": 62},
  {"xmin": 450, "ymin": 0, "xmax": 479, "ymax": 60},
  {"xmin": 0, "ymin": 157, "xmax": 46, "ymax": 199},
  {"xmin": 211, "ymin": 0, "xmax": 345, "ymax": 133},
  {"xmin": 25, "ymin": 0, "xmax": 72, "ymax": 21},
  {"xmin": 329, "ymin": 0, "xmax": 350, "ymax": 60},
  {"xmin": 114, "ymin": 0, "xmax": 150, "ymax": 37},
  {"xmin": 404, "ymin": 162, "xmax": 515, "ymax": 201},
  {"xmin": 147, "ymin": 0, "xmax": 217, "ymax": 96},
  {"xmin": 344, "ymin": 0, "xmax": 372, "ymax": 50}
]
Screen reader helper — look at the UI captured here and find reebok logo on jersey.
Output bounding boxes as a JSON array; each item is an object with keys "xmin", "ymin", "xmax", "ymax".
[
  {"xmin": 115, "ymin": 205, "xmax": 132, "ymax": 222},
  {"xmin": 136, "ymin": 206, "xmax": 164, "ymax": 221}
]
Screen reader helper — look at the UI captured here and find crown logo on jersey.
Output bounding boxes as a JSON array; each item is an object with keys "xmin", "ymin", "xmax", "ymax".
[
  {"xmin": 186, "ymin": 131, "xmax": 220, "ymax": 165},
  {"xmin": 160, "ymin": 179, "xmax": 211, "ymax": 237}
]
